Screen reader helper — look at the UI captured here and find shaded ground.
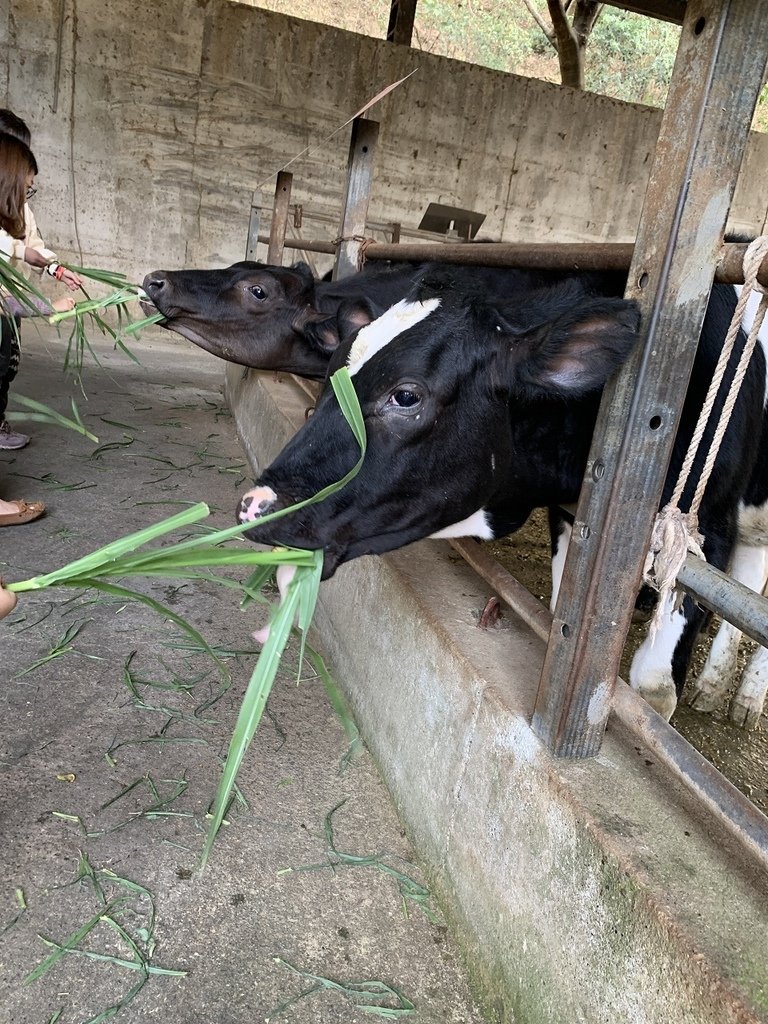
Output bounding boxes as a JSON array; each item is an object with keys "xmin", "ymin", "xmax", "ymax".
[
  {"xmin": 489, "ymin": 512, "xmax": 768, "ymax": 816},
  {"xmin": 0, "ymin": 325, "xmax": 485, "ymax": 1024}
]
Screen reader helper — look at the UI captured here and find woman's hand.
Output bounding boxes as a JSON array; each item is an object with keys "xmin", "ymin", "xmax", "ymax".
[
  {"xmin": 60, "ymin": 268, "xmax": 83, "ymax": 291},
  {"xmin": 52, "ymin": 296, "xmax": 76, "ymax": 313}
]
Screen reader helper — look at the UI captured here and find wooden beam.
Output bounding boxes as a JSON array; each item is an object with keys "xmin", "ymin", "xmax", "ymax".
[
  {"xmin": 387, "ymin": 0, "xmax": 417, "ymax": 45},
  {"xmin": 267, "ymin": 172, "xmax": 292, "ymax": 266},
  {"xmin": 333, "ymin": 118, "xmax": 380, "ymax": 280},
  {"xmin": 601, "ymin": 0, "xmax": 686, "ymax": 24}
]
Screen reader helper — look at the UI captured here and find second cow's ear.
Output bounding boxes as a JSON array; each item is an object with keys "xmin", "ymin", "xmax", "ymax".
[
  {"xmin": 501, "ymin": 297, "xmax": 641, "ymax": 398},
  {"xmin": 336, "ymin": 299, "xmax": 377, "ymax": 344},
  {"xmin": 301, "ymin": 299, "xmax": 377, "ymax": 354}
]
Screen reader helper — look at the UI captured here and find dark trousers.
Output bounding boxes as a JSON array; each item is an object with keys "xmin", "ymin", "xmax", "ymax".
[{"xmin": 0, "ymin": 316, "xmax": 21, "ymax": 422}]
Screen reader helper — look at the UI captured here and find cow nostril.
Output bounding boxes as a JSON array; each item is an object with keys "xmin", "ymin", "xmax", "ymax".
[
  {"xmin": 238, "ymin": 492, "xmax": 277, "ymax": 523},
  {"xmin": 238, "ymin": 495, "xmax": 254, "ymax": 522},
  {"xmin": 144, "ymin": 275, "xmax": 167, "ymax": 295}
]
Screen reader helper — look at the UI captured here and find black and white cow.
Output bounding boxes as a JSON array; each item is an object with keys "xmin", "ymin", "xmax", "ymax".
[
  {"xmin": 141, "ymin": 260, "xmax": 572, "ymax": 379},
  {"xmin": 236, "ymin": 267, "xmax": 768, "ymax": 726}
]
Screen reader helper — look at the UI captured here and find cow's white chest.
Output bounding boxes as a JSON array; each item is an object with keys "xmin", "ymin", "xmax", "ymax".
[{"xmin": 429, "ymin": 508, "xmax": 494, "ymax": 540}]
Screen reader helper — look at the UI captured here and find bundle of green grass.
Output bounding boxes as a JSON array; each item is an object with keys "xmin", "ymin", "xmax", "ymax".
[
  {"xmin": 0, "ymin": 256, "xmax": 163, "ymax": 375},
  {"xmin": 0, "ymin": 369, "xmax": 364, "ymax": 865}
]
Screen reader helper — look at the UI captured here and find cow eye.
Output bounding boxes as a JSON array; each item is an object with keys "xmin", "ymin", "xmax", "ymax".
[
  {"xmin": 388, "ymin": 387, "xmax": 422, "ymax": 409},
  {"xmin": 248, "ymin": 285, "xmax": 267, "ymax": 300}
]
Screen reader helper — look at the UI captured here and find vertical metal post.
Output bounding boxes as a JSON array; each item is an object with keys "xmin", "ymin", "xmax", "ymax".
[
  {"xmin": 245, "ymin": 190, "xmax": 261, "ymax": 261},
  {"xmin": 532, "ymin": 0, "xmax": 768, "ymax": 758},
  {"xmin": 333, "ymin": 118, "xmax": 379, "ymax": 281},
  {"xmin": 267, "ymin": 171, "xmax": 292, "ymax": 266}
]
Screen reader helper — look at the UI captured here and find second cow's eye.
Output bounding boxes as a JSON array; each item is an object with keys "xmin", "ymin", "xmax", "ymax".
[
  {"xmin": 388, "ymin": 387, "xmax": 422, "ymax": 409},
  {"xmin": 249, "ymin": 285, "xmax": 267, "ymax": 300}
]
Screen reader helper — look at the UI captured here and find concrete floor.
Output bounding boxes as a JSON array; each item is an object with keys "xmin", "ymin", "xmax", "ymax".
[{"xmin": 0, "ymin": 324, "xmax": 485, "ymax": 1024}]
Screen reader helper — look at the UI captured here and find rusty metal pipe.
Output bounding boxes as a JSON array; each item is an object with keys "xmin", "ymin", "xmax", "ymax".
[
  {"xmin": 678, "ymin": 555, "xmax": 768, "ymax": 649},
  {"xmin": 256, "ymin": 236, "xmax": 768, "ymax": 287}
]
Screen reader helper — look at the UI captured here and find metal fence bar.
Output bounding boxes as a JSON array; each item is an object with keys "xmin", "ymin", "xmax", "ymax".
[
  {"xmin": 531, "ymin": 0, "xmax": 768, "ymax": 759},
  {"xmin": 678, "ymin": 555, "xmax": 768, "ymax": 649},
  {"xmin": 334, "ymin": 118, "xmax": 379, "ymax": 280},
  {"xmin": 255, "ymin": 235, "xmax": 768, "ymax": 287},
  {"xmin": 267, "ymin": 172, "xmax": 293, "ymax": 266},
  {"xmin": 449, "ymin": 539, "xmax": 768, "ymax": 870}
]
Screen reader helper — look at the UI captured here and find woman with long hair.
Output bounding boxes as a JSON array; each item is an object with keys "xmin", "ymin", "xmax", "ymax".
[{"xmin": 0, "ymin": 130, "xmax": 77, "ymax": 526}]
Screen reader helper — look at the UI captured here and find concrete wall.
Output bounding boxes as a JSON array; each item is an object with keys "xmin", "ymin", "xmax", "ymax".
[{"xmin": 2, "ymin": 0, "xmax": 767, "ymax": 283}]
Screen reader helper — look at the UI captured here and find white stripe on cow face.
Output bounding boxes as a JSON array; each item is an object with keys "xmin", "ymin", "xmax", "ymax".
[
  {"xmin": 347, "ymin": 297, "xmax": 441, "ymax": 377},
  {"xmin": 429, "ymin": 508, "xmax": 494, "ymax": 540}
]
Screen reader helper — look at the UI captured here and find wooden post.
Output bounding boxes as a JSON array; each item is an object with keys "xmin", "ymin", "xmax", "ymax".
[
  {"xmin": 267, "ymin": 171, "xmax": 292, "ymax": 266},
  {"xmin": 386, "ymin": 0, "xmax": 417, "ymax": 45},
  {"xmin": 532, "ymin": 0, "xmax": 768, "ymax": 758},
  {"xmin": 333, "ymin": 118, "xmax": 379, "ymax": 281}
]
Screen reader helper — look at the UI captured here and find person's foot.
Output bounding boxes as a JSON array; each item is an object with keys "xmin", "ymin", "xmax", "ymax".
[
  {"xmin": 0, "ymin": 499, "xmax": 45, "ymax": 526},
  {"xmin": 0, "ymin": 420, "xmax": 30, "ymax": 449}
]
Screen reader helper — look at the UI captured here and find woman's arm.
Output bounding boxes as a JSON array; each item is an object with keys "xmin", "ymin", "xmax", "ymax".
[{"xmin": 1, "ymin": 294, "xmax": 75, "ymax": 318}]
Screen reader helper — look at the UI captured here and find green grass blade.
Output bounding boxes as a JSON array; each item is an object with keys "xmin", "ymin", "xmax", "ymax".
[
  {"xmin": 24, "ymin": 903, "xmax": 122, "ymax": 983},
  {"xmin": 8, "ymin": 503, "xmax": 211, "ymax": 592},
  {"xmin": 123, "ymin": 312, "xmax": 164, "ymax": 335},
  {"xmin": 200, "ymin": 564, "xmax": 317, "ymax": 868},
  {"xmin": 74, "ymin": 579, "xmax": 228, "ymax": 678},
  {"xmin": 9, "ymin": 394, "xmax": 99, "ymax": 443},
  {"xmin": 304, "ymin": 644, "xmax": 362, "ymax": 757}
]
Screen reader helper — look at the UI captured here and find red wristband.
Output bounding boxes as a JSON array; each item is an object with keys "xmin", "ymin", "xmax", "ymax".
[{"xmin": 54, "ymin": 265, "xmax": 66, "ymax": 281}]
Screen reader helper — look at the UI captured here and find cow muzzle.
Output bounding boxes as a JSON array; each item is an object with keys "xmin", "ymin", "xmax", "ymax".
[
  {"xmin": 238, "ymin": 485, "xmax": 279, "ymax": 523},
  {"xmin": 141, "ymin": 272, "xmax": 178, "ymax": 318}
]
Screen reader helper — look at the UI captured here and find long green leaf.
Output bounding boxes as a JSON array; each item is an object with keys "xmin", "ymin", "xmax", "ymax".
[
  {"xmin": 9, "ymin": 503, "xmax": 211, "ymax": 592},
  {"xmin": 9, "ymin": 394, "xmax": 99, "ymax": 443},
  {"xmin": 200, "ymin": 563, "xmax": 317, "ymax": 867}
]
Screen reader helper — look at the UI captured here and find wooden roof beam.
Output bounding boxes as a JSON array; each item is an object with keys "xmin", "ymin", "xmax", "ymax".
[{"xmin": 601, "ymin": 0, "xmax": 686, "ymax": 24}]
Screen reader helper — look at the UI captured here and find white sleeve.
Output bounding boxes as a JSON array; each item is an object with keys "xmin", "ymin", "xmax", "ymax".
[
  {"xmin": 25, "ymin": 204, "xmax": 58, "ymax": 264},
  {"xmin": 0, "ymin": 229, "xmax": 15, "ymax": 259}
]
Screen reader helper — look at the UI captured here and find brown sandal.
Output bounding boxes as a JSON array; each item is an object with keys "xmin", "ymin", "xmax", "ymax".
[{"xmin": 0, "ymin": 500, "xmax": 46, "ymax": 526}]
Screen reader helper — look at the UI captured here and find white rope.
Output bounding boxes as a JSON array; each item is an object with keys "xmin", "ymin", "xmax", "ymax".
[{"xmin": 643, "ymin": 236, "xmax": 768, "ymax": 642}]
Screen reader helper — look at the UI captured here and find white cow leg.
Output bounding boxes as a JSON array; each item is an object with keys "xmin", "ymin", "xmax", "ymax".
[
  {"xmin": 730, "ymin": 644, "xmax": 768, "ymax": 729},
  {"xmin": 688, "ymin": 544, "xmax": 768, "ymax": 714},
  {"xmin": 549, "ymin": 515, "xmax": 572, "ymax": 614},
  {"xmin": 629, "ymin": 592, "xmax": 686, "ymax": 721},
  {"xmin": 686, "ymin": 618, "xmax": 743, "ymax": 712}
]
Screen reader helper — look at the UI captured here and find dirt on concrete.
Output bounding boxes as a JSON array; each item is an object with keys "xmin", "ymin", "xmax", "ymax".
[{"xmin": 0, "ymin": 325, "xmax": 485, "ymax": 1024}]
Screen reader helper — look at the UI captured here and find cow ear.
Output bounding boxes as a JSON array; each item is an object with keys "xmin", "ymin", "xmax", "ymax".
[
  {"xmin": 290, "ymin": 261, "xmax": 315, "ymax": 285},
  {"xmin": 504, "ymin": 298, "xmax": 641, "ymax": 396},
  {"xmin": 303, "ymin": 299, "xmax": 376, "ymax": 354},
  {"xmin": 336, "ymin": 298, "xmax": 377, "ymax": 343}
]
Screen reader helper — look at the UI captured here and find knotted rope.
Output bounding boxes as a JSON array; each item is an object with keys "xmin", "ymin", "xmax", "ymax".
[
  {"xmin": 330, "ymin": 235, "xmax": 377, "ymax": 270},
  {"xmin": 643, "ymin": 235, "xmax": 768, "ymax": 642}
]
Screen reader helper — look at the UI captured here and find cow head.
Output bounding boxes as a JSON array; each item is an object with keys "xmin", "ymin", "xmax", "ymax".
[
  {"xmin": 237, "ymin": 270, "xmax": 641, "ymax": 578},
  {"xmin": 142, "ymin": 261, "xmax": 342, "ymax": 379}
]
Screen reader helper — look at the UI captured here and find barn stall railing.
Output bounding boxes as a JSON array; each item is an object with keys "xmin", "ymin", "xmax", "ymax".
[
  {"xmin": 252, "ymin": 0, "xmax": 768, "ymax": 869},
  {"xmin": 252, "ymin": 235, "xmax": 768, "ymax": 288}
]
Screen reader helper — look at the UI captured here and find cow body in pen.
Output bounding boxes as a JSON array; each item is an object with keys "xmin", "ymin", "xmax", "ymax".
[{"xmin": 237, "ymin": 268, "xmax": 768, "ymax": 726}]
